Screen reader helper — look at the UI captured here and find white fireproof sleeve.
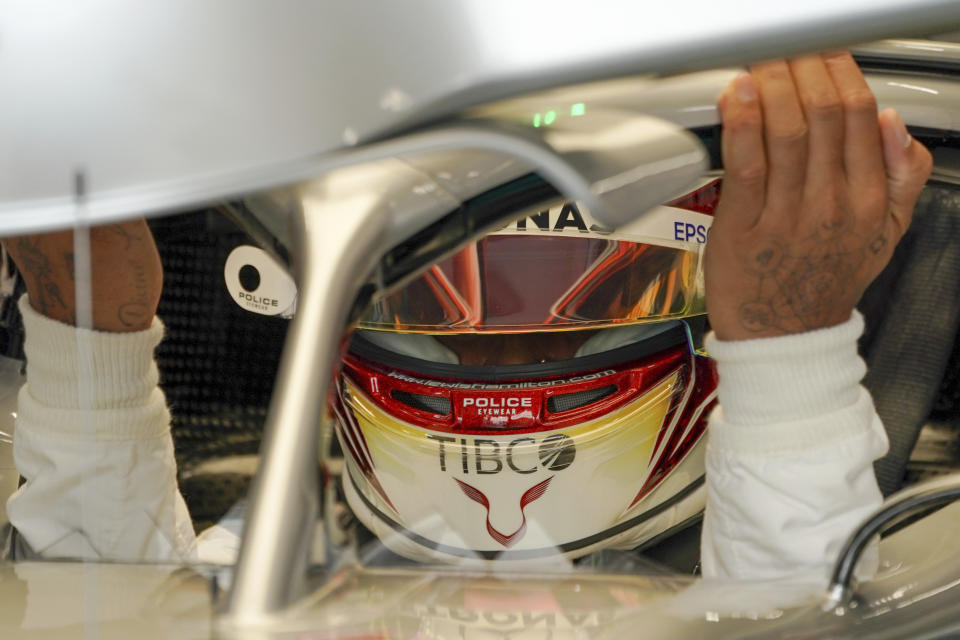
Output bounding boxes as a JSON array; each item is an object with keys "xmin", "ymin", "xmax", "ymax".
[
  {"xmin": 700, "ymin": 311, "xmax": 888, "ymax": 582},
  {"xmin": 6, "ymin": 295, "xmax": 196, "ymax": 562}
]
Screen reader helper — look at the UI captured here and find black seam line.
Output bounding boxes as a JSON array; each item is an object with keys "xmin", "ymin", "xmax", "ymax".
[
  {"xmin": 349, "ymin": 469, "xmax": 705, "ymax": 561},
  {"xmin": 349, "ymin": 322, "xmax": 690, "ymax": 382}
]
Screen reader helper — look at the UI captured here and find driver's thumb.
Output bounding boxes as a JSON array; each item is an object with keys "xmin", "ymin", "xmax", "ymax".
[{"xmin": 879, "ymin": 107, "xmax": 933, "ymax": 231}]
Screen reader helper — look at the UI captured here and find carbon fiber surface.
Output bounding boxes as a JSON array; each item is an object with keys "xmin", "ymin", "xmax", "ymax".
[{"xmin": 150, "ymin": 210, "xmax": 288, "ymax": 525}]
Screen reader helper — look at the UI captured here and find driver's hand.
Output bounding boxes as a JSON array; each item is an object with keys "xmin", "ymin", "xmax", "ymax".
[
  {"xmin": 704, "ymin": 51, "xmax": 932, "ymax": 341},
  {"xmin": 3, "ymin": 220, "xmax": 162, "ymax": 332}
]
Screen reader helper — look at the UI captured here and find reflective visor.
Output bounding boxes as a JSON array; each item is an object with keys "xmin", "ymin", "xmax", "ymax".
[{"xmin": 358, "ymin": 181, "xmax": 719, "ymax": 333}]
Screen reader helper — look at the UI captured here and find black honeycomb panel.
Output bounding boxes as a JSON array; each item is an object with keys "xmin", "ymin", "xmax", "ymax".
[
  {"xmin": 179, "ymin": 472, "xmax": 253, "ymax": 533},
  {"xmin": 547, "ymin": 385, "xmax": 617, "ymax": 413},
  {"xmin": 149, "ymin": 211, "xmax": 289, "ymax": 467},
  {"xmin": 391, "ymin": 389, "xmax": 452, "ymax": 415}
]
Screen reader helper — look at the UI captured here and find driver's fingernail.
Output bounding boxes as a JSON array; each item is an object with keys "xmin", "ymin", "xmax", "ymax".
[
  {"xmin": 891, "ymin": 109, "xmax": 911, "ymax": 148},
  {"xmin": 735, "ymin": 73, "xmax": 757, "ymax": 102}
]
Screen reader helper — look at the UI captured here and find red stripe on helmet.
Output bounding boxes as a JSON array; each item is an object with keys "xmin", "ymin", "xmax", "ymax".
[
  {"xmin": 342, "ymin": 346, "xmax": 686, "ymax": 435},
  {"xmin": 334, "ymin": 378, "xmax": 399, "ymax": 514},
  {"xmin": 665, "ymin": 178, "xmax": 722, "ymax": 216},
  {"xmin": 628, "ymin": 355, "xmax": 717, "ymax": 507}
]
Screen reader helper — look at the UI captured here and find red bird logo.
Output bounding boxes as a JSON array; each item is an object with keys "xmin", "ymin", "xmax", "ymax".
[{"xmin": 454, "ymin": 476, "xmax": 554, "ymax": 548}]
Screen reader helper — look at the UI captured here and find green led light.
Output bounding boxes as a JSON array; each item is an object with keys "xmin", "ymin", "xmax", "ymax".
[
  {"xmin": 544, "ymin": 110, "xmax": 557, "ymax": 126},
  {"xmin": 570, "ymin": 102, "xmax": 586, "ymax": 117},
  {"xmin": 532, "ymin": 113, "xmax": 542, "ymax": 128}
]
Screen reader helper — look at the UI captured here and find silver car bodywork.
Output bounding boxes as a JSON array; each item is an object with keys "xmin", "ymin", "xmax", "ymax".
[
  {"xmin": 2, "ymin": 501, "xmax": 960, "ymax": 638},
  {"xmin": 4, "ymin": 0, "xmax": 960, "ymax": 231},
  {"xmin": 4, "ymin": 1, "xmax": 960, "ymax": 636}
]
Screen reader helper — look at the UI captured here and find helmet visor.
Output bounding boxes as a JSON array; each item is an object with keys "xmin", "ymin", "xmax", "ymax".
[{"xmin": 358, "ymin": 201, "xmax": 712, "ymax": 334}]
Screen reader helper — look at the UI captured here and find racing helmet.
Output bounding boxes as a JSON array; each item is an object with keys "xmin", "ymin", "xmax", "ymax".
[{"xmin": 333, "ymin": 180, "xmax": 720, "ymax": 563}]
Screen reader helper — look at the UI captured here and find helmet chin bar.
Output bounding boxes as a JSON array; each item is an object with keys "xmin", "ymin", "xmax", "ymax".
[{"xmin": 223, "ymin": 115, "xmax": 707, "ymax": 626}]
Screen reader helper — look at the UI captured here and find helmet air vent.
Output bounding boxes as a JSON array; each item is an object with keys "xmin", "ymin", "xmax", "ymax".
[
  {"xmin": 390, "ymin": 389, "xmax": 452, "ymax": 415},
  {"xmin": 547, "ymin": 384, "xmax": 617, "ymax": 413}
]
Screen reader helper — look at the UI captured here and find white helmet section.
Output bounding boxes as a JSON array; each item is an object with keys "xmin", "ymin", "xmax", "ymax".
[
  {"xmin": 494, "ymin": 201, "xmax": 712, "ymax": 246},
  {"xmin": 224, "ymin": 245, "xmax": 298, "ymax": 318},
  {"xmin": 336, "ymin": 365, "xmax": 710, "ymax": 564}
]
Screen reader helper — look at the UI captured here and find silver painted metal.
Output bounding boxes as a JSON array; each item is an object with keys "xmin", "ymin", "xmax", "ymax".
[
  {"xmin": 222, "ymin": 54, "xmax": 960, "ymax": 264},
  {"xmin": 222, "ymin": 173, "xmax": 386, "ymax": 625},
  {"xmin": 825, "ymin": 473, "xmax": 960, "ymax": 611},
  {"xmin": 4, "ymin": 2, "xmax": 960, "ymax": 232},
  {"xmin": 854, "ymin": 38, "xmax": 960, "ymax": 65},
  {"xmin": 464, "ymin": 54, "xmax": 960, "ymax": 140},
  {"xmin": 484, "ymin": 62, "xmax": 960, "ymax": 193},
  {"xmin": 223, "ymin": 115, "xmax": 707, "ymax": 624},
  {"xmin": 824, "ymin": 583, "xmax": 855, "ymax": 614},
  {"xmin": 8, "ymin": 38, "xmax": 960, "ymax": 640}
]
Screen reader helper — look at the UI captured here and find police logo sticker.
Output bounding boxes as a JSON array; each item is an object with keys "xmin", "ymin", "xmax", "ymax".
[{"xmin": 224, "ymin": 245, "xmax": 297, "ymax": 317}]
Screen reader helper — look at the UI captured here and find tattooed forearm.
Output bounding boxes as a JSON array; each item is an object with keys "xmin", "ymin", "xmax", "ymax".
[
  {"xmin": 104, "ymin": 224, "xmax": 136, "ymax": 250},
  {"xmin": 64, "ymin": 252, "xmax": 75, "ymax": 282},
  {"xmin": 117, "ymin": 259, "xmax": 151, "ymax": 328},
  {"xmin": 2, "ymin": 220, "xmax": 161, "ymax": 331},
  {"xmin": 12, "ymin": 237, "xmax": 69, "ymax": 318}
]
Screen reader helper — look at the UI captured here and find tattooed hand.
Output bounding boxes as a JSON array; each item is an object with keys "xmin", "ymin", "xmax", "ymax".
[
  {"xmin": 704, "ymin": 52, "xmax": 932, "ymax": 340},
  {"xmin": 2, "ymin": 220, "xmax": 162, "ymax": 332}
]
